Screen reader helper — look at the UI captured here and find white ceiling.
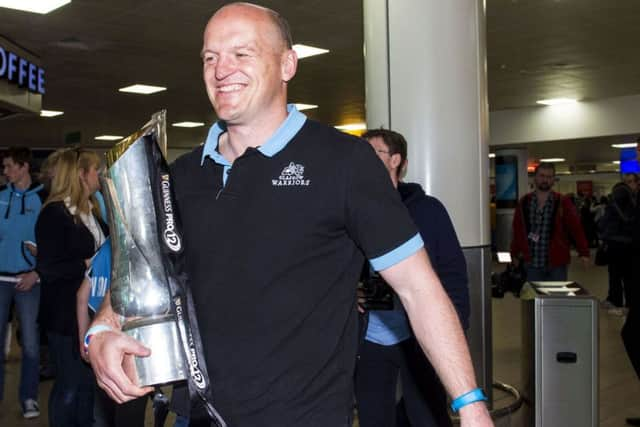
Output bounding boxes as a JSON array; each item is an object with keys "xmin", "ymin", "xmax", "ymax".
[{"xmin": 1, "ymin": 0, "xmax": 639, "ymax": 172}]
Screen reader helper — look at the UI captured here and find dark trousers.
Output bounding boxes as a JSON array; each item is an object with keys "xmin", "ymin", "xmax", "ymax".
[
  {"xmin": 622, "ymin": 251, "xmax": 640, "ymax": 379},
  {"xmin": 94, "ymin": 386, "xmax": 147, "ymax": 427},
  {"xmin": 355, "ymin": 339, "xmax": 451, "ymax": 427},
  {"xmin": 47, "ymin": 332, "xmax": 95, "ymax": 427},
  {"xmin": 607, "ymin": 248, "xmax": 634, "ymax": 307},
  {"xmin": 623, "ymin": 304, "xmax": 640, "ymax": 378}
]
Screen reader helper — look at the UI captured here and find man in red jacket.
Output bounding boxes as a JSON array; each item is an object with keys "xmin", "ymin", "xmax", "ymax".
[{"xmin": 510, "ymin": 163, "xmax": 590, "ymax": 281}]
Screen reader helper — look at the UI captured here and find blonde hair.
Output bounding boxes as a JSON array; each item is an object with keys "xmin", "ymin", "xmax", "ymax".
[
  {"xmin": 40, "ymin": 149, "xmax": 63, "ymax": 180},
  {"xmin": 44, "ymin": 148, "xmax": 102, "ymax": 219}
]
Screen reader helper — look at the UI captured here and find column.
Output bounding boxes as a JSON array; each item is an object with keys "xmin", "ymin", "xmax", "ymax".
[{"xmin": 364, "ymin": 0, "xmax": 492, "ymax": 401}]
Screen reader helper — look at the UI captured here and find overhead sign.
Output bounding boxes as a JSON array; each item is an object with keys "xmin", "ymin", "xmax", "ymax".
[
  {"xmin": 0, "ymin": 36, "xmax": 43, "ymax": 115},
  {"xmin": 0, "ymin": 46, "xmax": 45, "ymax": 95}
]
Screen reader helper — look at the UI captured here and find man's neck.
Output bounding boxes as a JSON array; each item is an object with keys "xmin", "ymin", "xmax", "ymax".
[
  {"xmin": 219, "ymin": 106, "xmax": 288, "ymax": 163},
  {"xmin": 535, "ymin": 189, "xmax": 550, "ymax": 203},
  {"xmin": 13, "ymin": 175, "xmax": 32, "ymax": 191},
  {"xmin": 390, "ymin": 174, "xmax": 398, "ymax": 189}
]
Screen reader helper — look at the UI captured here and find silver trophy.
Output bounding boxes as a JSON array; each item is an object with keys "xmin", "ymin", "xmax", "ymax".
[{"xmin": 101, "ymin": 111, "xmax": 188, "ymax": 387}]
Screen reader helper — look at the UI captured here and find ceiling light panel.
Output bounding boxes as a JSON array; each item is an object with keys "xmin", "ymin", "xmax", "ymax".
[
  {"xmin": 95, "ymin": 135, "xmax": 123, "ymax": 141},
  {"xmin": 172, "ymin": 122, "xmax": 205, "ymax": 128},
  {"xmin": 0, "ymin": 0, "xmax": 71, "ymax": 14},
  {"xmin": 293, "ymin": 103, "xmax": 318, "ymax": 111},
  {"xmin": 611, "ymin": 143, "xmax": 637, "ymax": 148},
  {"xmin": 40, "ymin": 110, "xmax": 64, "ymax": 117},
  {"xmin": 335, "ymin": 123, "xmax": 367, "ymax": 131},
  {"xmin": 539, "ymin": 158, "xmax": 565, "ymax": 163},
  {"xmin": 292, "ymin": 44, "xmax": 329, "ymax": 59},
  {"xmin": 118, "ymin": 84, "xmax": 167, "ymax": 95},
  {"xmin": 536, "ymin": 98, "xmax": 578, "ymax": 106}
]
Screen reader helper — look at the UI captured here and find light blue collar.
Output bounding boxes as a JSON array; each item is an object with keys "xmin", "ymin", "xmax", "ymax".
[{"xmin": 200, "ymin": 104, "xmax": 307, "ymax": 166}]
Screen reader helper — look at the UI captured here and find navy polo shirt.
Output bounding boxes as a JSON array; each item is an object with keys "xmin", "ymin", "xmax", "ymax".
[{"xmin": 171, "ymin": 106, "xmax": 422, "ymax": 426}]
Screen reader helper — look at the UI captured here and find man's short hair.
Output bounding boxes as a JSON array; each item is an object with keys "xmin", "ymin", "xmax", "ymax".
[
  {"xmin": 266, "ymin": 6, "xmax": 292, "ymax": 49},
  {"xmin": 3, "ymin": 147, "xmax": 32, "ymax": 168},
  {"xmin": 534, "ymin": 162, "xmax": 555, "ymax": 176},
  {"xmin": 623, "ymin": 172, "xmax": 639, "ymax": 183},
  {"xmin": 362, "ymin": 128, "xmax": 408, "ymax": 178},
  {"xmin": 228, "ymin": 2, "xmax": 293, "ymax": 49}
]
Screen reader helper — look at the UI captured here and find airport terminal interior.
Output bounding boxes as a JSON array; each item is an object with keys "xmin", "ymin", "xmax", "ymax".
[
  {"xmin": 2, "ymin": 259, "xmax": 639, "ymax": 426},
  {"xmin": 2, "ymin": 0, "xmax": 640, "ymax": 426}
]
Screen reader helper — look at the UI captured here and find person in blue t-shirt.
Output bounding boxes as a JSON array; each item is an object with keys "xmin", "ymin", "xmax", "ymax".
[
  {"xmin": 77, "ymin": 239, "xmax": 148, "ymax": 427},
  {"xmin": 356, "ymin": 129, "xmax": 470, "ymax": 427}
]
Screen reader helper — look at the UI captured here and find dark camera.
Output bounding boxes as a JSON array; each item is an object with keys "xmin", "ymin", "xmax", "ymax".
[
  {"xmin": 491, "ymin": 262, "xmax": 526, "ymax": 298},
  {"xmin": 359, "ymin": 274, "xmax": 394, "ymax": 311}
]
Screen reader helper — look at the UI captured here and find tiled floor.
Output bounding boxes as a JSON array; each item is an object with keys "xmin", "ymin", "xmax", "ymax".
[{"xmin": 1, "ymin": 256, "xmax": 638, "ymax": 426}]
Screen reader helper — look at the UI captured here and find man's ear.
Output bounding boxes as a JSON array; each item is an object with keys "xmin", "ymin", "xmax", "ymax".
[
  {"xmin": 282, "ymin": 49, "xmax": 298, "ymax": 83},
  {"xmin": 390, "ymin": 153, "xmax": 403, "ymax": 170}
]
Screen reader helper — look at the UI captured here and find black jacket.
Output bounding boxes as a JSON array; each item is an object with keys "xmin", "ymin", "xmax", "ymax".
[
  {"xmin": 599, "ymin": 184, "xmax": 637, "ymax": 250},
  {"xmin": 398, "ymin": 182, "xmax": 470, "ymax": 329},
  {"xmin": 35, "ymin": 201, "xmax": 107, "ymax": 336}
]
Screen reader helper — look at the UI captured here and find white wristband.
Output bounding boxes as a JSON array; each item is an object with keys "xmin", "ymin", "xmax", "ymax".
[{"xmin": 83, "ymin": 324, "xmax": 113, "ymax": 354}]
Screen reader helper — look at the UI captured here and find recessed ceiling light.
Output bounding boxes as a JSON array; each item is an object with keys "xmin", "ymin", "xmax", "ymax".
[
  {"xmin": 292, "ymin": 44, "xmax": 329, "ymax": 59},
  {"xmin": 118, "ymin": 84, "xmax": 167, "ymax": 95},
  {"xmin": 172, "ymin": 122, "xmax": 205, "ymax": 128},
  {"xmin": 612, "ymin": 160, "xmax": 621, "ymax": 164},
  {"xmin": 536, "ymin": 98, "xmax": 578, "ymax": 106},
  {"xmin": 95, "ymin": 135, "xmax": 123, "ymax": 141},
  {"xmin": 335, "ymin": 123, "xmax": 367, "ymax": 131},
  {"xmin": 40, "ymin": 110, "xmax": 64, "ymax": 117},
  {"xmin": 611, "ymin": 143, "xmax": 637, "ymax": 148},
  {"xmin": 588, "ymin": 170, "xmax": 596, "ymax": 174},
  {"xmin": 539, "ymin": 158, "xmax": 565, "ymax": 163},
  {"xmin": 488, "ymin": 153, "xmax": 496, "ymax": 158},
  {"xmin": 0, "ymin": 0, "xmax": 70, "ymax": 14},
  {"xmin": 293, "ymin": 103, "xmax": 318, "ymax": 111}
]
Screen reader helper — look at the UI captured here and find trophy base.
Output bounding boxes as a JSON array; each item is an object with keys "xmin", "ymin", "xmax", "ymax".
[{"xmin": 124, "ymin": 319, "xmax": 188, "ymax": 387}]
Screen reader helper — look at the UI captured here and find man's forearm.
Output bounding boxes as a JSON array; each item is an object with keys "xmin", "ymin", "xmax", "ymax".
[
  {"xmin": 383, "ymin": 250, "xmax": 481, "ymax": 398},
  {"xmin": 92, "ymin": 290, "xmax": 121, "ymax": 330}
]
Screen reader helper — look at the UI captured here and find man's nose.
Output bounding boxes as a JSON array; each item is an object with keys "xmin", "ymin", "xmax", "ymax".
[{"xmin": 216, "ymin": 54, "xmax": 236, "ymax": 79}]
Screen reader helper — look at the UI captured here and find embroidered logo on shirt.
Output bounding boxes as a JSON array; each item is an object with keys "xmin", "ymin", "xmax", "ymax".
[{"xmin": 272, "ymin": 162, "xmax": 310, "ymax": 187}]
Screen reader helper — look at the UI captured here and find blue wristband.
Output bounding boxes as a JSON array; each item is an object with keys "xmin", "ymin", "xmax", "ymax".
[
  {"xmin": 83, "ymin": 324, "xmax": 113, "ymax": 354},
  {"xmin": 450, "ymin": 388, "xmax": 488, "ymax": 412}
]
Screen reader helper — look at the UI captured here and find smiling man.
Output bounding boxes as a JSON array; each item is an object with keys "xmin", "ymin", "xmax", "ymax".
[{"xmin": 86, "ymin": 3, "xmax": 492, "ymax": 427}]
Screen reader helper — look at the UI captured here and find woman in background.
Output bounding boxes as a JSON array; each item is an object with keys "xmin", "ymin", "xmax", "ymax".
[{"xmin": 35, "ymin": 149, "xmax": 107, "ymax": 427}]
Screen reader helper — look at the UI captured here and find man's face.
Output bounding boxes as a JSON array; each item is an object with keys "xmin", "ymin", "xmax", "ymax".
[
  {"xmin": 534, "ymin": 168, "xmax": 555, "ymax": 192},
  {"xmin": 201, "ymin": 5, "xmax": 295, "ymax": 125},
  {"xmin": 2, "ymin": 157, "xmax": 28, "ymax": 185},
  {"xmin": 367, "ymin": 136, "xmax": 395, "ymax": 180},
  {"xmin": 624, "ymin": 175, "xmax": 638, "ymax": 193}
]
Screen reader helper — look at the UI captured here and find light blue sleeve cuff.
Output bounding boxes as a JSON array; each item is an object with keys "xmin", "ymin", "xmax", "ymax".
[{"xmin": 369, "ymin": 233, "xmax": 424, "ymax": 271}]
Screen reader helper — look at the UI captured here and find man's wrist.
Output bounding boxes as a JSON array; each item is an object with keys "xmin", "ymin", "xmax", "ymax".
[
  {"xmin": 457, "ymin": 397, "xmax": 491, "ymax": 420},
  {"xmin": 83, "ymin": 324, "xmax": 114, "ymax": 355},
  {"xmin": 451, "ymin": 387, "xmax": 488, "ymax": 413}
]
